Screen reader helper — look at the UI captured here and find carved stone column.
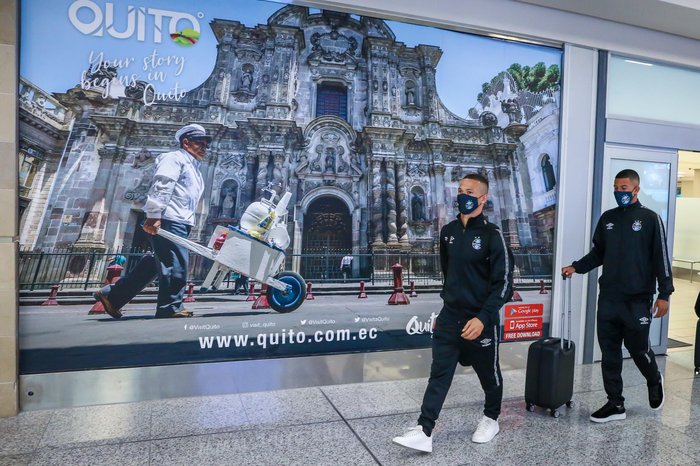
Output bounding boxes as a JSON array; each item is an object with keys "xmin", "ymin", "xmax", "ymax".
[
  {"xmin": 244, "ymin": 152, "xmax": 257, "ymax": 205},
  {"xmin": 494, "ymin": 164, "xmax": 520, "ymax": 248},
  {"xmin": 255, "ymin": 152, "xmax": 270, "ymax": 198},
  {"xmin": 272, "ymin": 151, "xmax": 286, "ymax": 192},
  {"xmin": 386, "ymin": 159, "xmax": 399, "ymax": 246},
  {"xmin": 396, "ymin": 160, "xmax": 409, "ymax": 245},
  {"xmin": 509, "ymin": 151, "xmax": 533, "ymax": 247},
  {"xmin": 75, "ymin": 145, "xmax": 121, "ymax": 250},
  {"xmin": 432, "ymin": 163, "xmax": 447, "ymax": 232},
  {"xmin": 371, "ymin": 159, "xmax": 385, "ymax": 247},
  {"xmin": 190, "ymin": 154, "xmax": 216, "ymax": 243}
]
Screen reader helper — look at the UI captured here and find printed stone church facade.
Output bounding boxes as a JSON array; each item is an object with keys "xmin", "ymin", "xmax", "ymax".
[{"xmin": 19, "ymin": 6, "xmax": 559, "ymax": 275}]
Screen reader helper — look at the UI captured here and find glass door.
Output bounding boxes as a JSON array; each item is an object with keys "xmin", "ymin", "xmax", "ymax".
[{"xmin": 593, "ymin": 144, "xmax": 678, "ymax": 361}]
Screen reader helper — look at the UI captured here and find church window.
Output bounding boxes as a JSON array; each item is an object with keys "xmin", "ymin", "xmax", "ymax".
[
  {"xmin": 541, "ymin": 154, "xmax": 556, "ymax": 191},
  {"xmin": 316, "ymin": 82, "xmax": 348, "ymax": 120},
  {"xmin": 19, "ymin": 147, "xmax": 43, "ymax": 197}
]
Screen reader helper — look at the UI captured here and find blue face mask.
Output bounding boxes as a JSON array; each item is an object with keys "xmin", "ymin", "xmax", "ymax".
[
  {"xmin": 614, "ymin": 191, "xmax": 634, "ymax": 207},
  {"xmin": 457, "ymin": 193, "xmax": 480, "ymax": 215}
]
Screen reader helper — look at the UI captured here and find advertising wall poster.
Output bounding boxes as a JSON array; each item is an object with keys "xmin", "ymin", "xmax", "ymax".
[
  {"xmin": 503, "ymin": 303, "xmax": 545, "ymax": 341},
  {"xmin": 18, "ymin": 0, "xmax": 563, "ymax": 373}
]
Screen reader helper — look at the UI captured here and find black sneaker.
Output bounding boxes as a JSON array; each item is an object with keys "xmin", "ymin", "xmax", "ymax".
[
  {"xmin": 589, "ymin": 402, "xmax": 626, "ymax": 423},
  {"xmin": 648, "ymin": 373, "xmax": 664, "ymax": 410}
]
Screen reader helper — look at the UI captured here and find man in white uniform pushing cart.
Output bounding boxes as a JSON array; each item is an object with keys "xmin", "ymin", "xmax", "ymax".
[{"xmin": 158, "ymin": 187, "xmax": 307, "ymax": 314}]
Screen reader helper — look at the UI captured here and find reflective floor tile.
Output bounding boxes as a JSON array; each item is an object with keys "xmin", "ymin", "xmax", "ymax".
[
  {"xmin": 0, "ymin": 411, "xmax": 53, "ymax": 456},
  {"xmin": 29, "ymin": 442, "xmax": 149, "ymax": 466},
  {"xmin": 150, "ymin": 394, "xmax": 249, "ymax": 438},
  {"xmin": 239, "ymin": 387, "xmax": 340, "ymax": 426},
  {"xmin": 150, "ymin": 421, "xmax": 375, "ymax": 466},
  {"xmin": 0, "ymin": 455, "xmax": 33, "ymax": 466},
  {"xmin": 39, "ymin": 403, "xmax": 152, "ymax": 449},
  {"xmin": 321, "ymin": 380, "xmax": 421, "ymax": 419}
]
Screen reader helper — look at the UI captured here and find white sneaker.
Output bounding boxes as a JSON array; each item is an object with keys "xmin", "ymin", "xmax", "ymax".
[
  {"xmin": 392, "ymin": 425, "xmax": 432, "ymax": 453},
  {"xmin": 471, "ymin": 416, "xmax": 499, "ymax": 443}
]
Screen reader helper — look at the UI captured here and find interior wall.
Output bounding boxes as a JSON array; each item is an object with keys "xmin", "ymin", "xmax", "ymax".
[{"xmin": 674, "ymin": 198, "xmax": 700, "ymax": 266}]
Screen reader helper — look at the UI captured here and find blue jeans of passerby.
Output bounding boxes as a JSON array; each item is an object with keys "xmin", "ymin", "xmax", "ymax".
[{"xmin": 102, "ymin": 219, "xmax": 191, "ymax": 317}]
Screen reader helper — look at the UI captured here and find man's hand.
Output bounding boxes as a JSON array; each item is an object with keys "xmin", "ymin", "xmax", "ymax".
[
  {"xmin": 461, "ymin": 317, "xmax": 485, "ymax": 340},
  {"xmin": 143, "ymin": 218, "xmax": 161, "ymax": 235},
  {"xmin": 653, "ymin": 299, "xmax": 669, "ymax": 318},
  {"xmin": 561, "ymin": 265, "xmax": 576, "ymax": 278}
]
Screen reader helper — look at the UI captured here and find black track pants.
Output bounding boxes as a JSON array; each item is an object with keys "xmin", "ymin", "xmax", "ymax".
[
  {"xmin": 597, "ymin": 296, "xmax": 661, "ymax": 406},
  {"xmin": 418, "ymin": 315, "xmax": 502, "ymax": 435}
]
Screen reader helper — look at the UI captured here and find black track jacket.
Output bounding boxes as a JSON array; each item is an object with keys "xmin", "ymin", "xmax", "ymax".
[
  {"xmin": 439, "ymin": 213, "xmax": 514, "ymax": 327},
  {"xmin": 572, "ymin": 202, "xmax": 674, "ymax": 301}
]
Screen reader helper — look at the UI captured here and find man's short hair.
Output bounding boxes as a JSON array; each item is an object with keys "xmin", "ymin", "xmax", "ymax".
[
  {"xmin": 462, "ymin": 173, "xmax": 489, "ymax": 193},
  {"xmin": 615, "ymin": 169, "xmax": 640, "ymax": 184}
]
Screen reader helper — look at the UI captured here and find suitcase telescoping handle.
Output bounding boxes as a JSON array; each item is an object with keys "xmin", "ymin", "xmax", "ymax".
[{"xmin": 560, "ymin": 274, "xmax": 572, "ymax": 350}]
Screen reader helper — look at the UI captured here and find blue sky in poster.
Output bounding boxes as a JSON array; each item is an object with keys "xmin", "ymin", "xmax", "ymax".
[{"xmin": 20, "ymin": 0, "xmax": 561, "ymax": 118}]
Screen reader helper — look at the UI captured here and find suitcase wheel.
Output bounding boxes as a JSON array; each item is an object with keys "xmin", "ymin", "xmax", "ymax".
[
  {"xmin": 550, "ymin": 409, "xmax": 560, "ymax": 418},
  {"xmin": 526, "ymin": 403, "xmax": 535, "ymax": 412},
  {"xmin": 566, "ymin": 400, "xmax": 574, "ymax": 408},
  {"xmin": 695, "ymin": 367, "xmax": 699, "ymax": 377}
]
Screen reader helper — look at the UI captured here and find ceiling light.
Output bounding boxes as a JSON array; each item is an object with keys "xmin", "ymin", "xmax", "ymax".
[{"xmin": 624, "ymin": 59, "xmax": 653, "ymax": 66}]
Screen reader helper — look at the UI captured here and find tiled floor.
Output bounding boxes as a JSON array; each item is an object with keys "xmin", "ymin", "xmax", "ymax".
[{"xmin": 2, "ymin": 349, "xmax": 699, "ymax": 466}]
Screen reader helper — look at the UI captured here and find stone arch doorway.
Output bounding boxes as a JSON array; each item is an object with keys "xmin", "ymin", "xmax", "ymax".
[{"xmin": 301, "ymin": 196, "xmax": 352, "ymax": 281}]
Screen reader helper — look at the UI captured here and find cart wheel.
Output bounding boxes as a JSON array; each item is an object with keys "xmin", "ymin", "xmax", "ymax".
[
  {"xmin": 267, "ymin": 271, "xmax": 306, "ymax": 313},
  {"xmin": 550, "ymin": 409, "xmax": 560, "ymax": 418},
  {"xmin": 526, "ymin": 403, "xmax": 535, "ymax": 412},
  {"xmin": 566, "ymin": 400, "xmax": 574, "ymax": 408}
]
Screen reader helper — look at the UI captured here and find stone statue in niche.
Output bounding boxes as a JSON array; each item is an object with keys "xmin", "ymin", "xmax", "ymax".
[
  {"xmin": 324, "ymin": 147, "xmax": 336, "ymax": 173},
  {"xmin": 240, "ymin": 68, "xmax": 253, "ymax": 91},
  {"xmin": 405, "ymin": 82, "xmax": 416, "ymax": 106},
  {"xmin": 233, "ymin": 64, "xmax": 257, "ymax": 102},
  {"xmin": 220, "ymin": 186, "xmax": 237, "ymax": 218},
  {"xmin": 411, "ymin": 191, "xmax": 426, "ymax": 221}
]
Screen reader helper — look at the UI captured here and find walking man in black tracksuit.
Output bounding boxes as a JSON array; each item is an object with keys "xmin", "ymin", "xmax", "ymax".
[
  {"xmin": 392, "ymin": 173, "xmax": 513, "ymax": 452},
  {"xmin": 563, "ymin": 169, "xmax": 673, "ymax": 423}
]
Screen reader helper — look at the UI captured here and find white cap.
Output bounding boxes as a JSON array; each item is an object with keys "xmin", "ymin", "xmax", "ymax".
[{"xmin": 175, "ymin": 124, "xmax": 211, "ymax": 144}]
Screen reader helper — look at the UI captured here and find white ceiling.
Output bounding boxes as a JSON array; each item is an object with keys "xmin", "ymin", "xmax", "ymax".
[{"xmin": 514, "ymin": 0, "xmax": 700, "ymax": 41}]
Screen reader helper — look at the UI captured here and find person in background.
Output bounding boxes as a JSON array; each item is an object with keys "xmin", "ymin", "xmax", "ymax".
[
  {"xmin": 108, "ymin": 255, "xmax": 127, "ymax": 267},
  {"xmin": 340, "ymin": 254, "xmax": 353, "ymax": 282},
  {"xmin": 232, "ymin": 272, "xmax": 249, "ymax": 295}
]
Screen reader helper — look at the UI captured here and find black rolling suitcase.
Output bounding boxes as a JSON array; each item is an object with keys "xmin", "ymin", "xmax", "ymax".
[
  {"xmin": 524, "ymin": 275, "xmax": 575, "ymax": 418},
  {"xmin": 694, "ymin": 291, "xmax": 700, "ymax": 376}
]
